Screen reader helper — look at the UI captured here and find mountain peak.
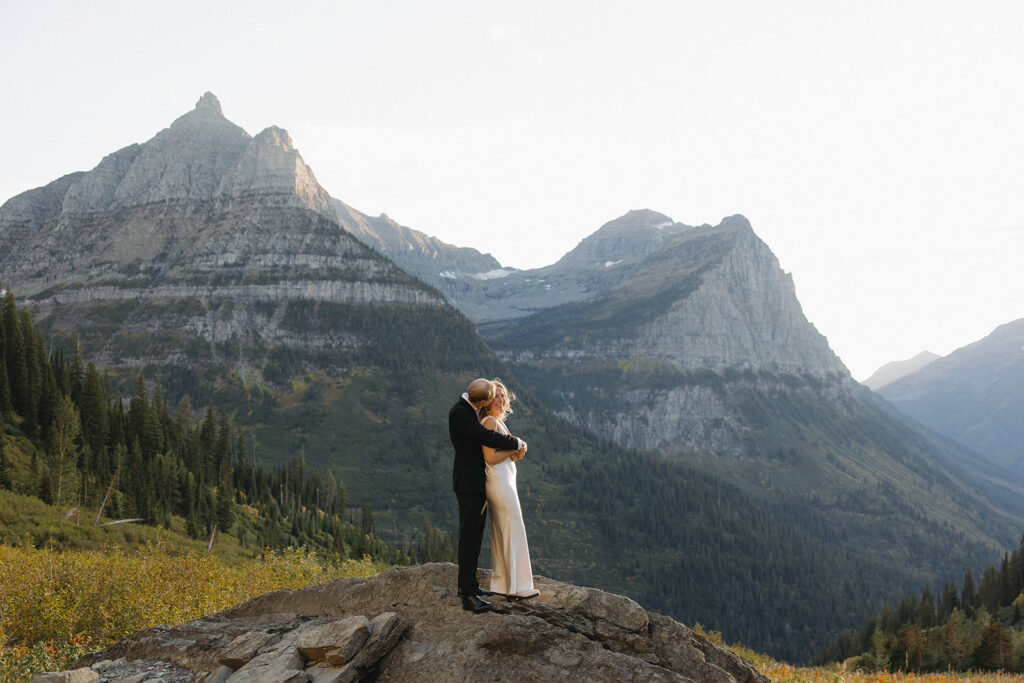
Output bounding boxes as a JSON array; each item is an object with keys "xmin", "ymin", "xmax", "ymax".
[
  {"xmin": 194, "ymin": 91, "xmax": 223, "ymax": 115},
  {"xmin": 600, "ymin": 209, "xmax": 677, "ymax": 232},
  {"xmin": 253, "ymin": 125, "xmax": 295, "ymax": 151}
]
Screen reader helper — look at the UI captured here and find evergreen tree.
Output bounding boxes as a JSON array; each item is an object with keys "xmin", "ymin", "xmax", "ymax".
[
  {"xmin": 19, "ymin": 309, "xmax": 40, "ymax": 438},
  {"xmin": 215, "ymin": 411, "xmax": 232, "ymax": 479},
  {"xmin": 938, "ymin": 582, "xmax": 959, "ymax": 622},
  {"xmin": 198, "ymin": 401, "xmax": 216, "ymax": 478},
  {"xmin": 973, "ymin": 620, "xmax": 1011, "ymax": 670},
  {"xmin": 1000, "ymin": 552, "xmax": 1014, "ymax": 606},
  {"xmin": 917, "ymin": 586, "xmax": 935, "ymax": 628},
  {"xmin": 4, "ymin": 293, "xmax": 30, "ymax": 420},
  {"xmin": 36, "ymin": 348, "xmax": 59, "ymax": 438},
  {"xmin": 67, "ymin": 337, "xmax": 84, "ymax": 403},
  {"xmin": 216, "ymin": 483, "xmax": 234, "ymax": 534},
  {"xmin": 1012, "ymin": 537, "xmax": 1024, "ymax": 600},
  {"xmin": 142, "ymin": 400, "xmax": 164, "ymax": 459},
  {"xmin": 360, "ymin": 504, "xmax": 374, "ymax": 537},
  {"xmin": 48, "ymin": 394, "xmax": 83, "ymax": 506},
  {"xmin": 962, "ymin": 567, "xmax": 978, "ymax": 616},
  {"xmin": 79, "ymin": 363, "xmax": 110, "ymax": 471},
  {"xmin": 129, "ymin": 371, "xmax": 149, "ymax": 444},
  {"xmin": 979, "ymin": 564, "xmax": 1001, "ymax": 612},
  {"xmin": 0, "ymin": 353, "xmax": 12, "ymax": 417},
  {"xmin": 0, "ymin": 438, "xmax": 11, "ymax": 489}
]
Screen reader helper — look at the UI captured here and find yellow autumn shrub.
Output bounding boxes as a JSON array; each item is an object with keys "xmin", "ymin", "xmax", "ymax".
[{"xmin": 0, "ymin": 540, "xmax": 381, "ymax": 679}]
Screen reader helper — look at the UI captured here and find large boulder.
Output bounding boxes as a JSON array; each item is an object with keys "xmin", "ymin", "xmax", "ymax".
[{"xmin": 47, "ymin": 563, "xmax": 766, "ymax": 682}]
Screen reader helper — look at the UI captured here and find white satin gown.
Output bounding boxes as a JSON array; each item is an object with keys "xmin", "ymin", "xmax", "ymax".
[{"xmin": 484, "ymin": 419, "xmax": 537, "ymax": 597}]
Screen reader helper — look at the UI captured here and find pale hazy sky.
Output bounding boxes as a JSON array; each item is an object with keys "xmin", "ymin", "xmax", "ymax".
[{"xmin": 2, "ymin": 1, "xmax": 1022, "ymax": 380}]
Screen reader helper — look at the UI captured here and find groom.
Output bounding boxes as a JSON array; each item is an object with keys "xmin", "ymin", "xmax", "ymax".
[{"xmin": 449, "ymin": 378, "xmax": 525, "ymax": 613}]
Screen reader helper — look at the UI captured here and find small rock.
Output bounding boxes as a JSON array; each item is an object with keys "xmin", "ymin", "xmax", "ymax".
[
  {"xmin": 293, "ymin": 615, "xmax": 370, "ymax": 664},
  {"xmin": 196, "ymin": 665, "xmax": 233, "ymax": 682},
  {"xmin": 31, "ymin": 669, "xmax": 99, "ymax": 683},
  {"xmin": 226, "ymin": 643, "xmax": 309, "ymax": 682},
  {"xmin": 217, "ymin": 629, "xmax": 277, "ymax": 669},
  {"xmin": 89, "ymin": 659, "xmax": 124, "ymax": 673}
]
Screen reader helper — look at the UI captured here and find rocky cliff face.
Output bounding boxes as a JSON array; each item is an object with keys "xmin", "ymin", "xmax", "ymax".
[
  {"xmin": 471, "ymin": 212, "xmax": 849, "ymax": 456},
  {"xmin": 0, "ymin": 94, "xmax": 445, "ymax": 375},
  {"xmin": 46, "ymin": 563, "xmax": 766, "ymax": 683}
]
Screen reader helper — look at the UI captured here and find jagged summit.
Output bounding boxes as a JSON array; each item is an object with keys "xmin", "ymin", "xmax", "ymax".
[
  {"xmin": 254, "ymin": 125, "xmax": 294, "ymax": 150},
  {"xmin": 195, "ymin": 91, "xmax": 223, "ymax": 114},
  {"xmin": 168, "ymin": 92, "xmax": 235, "ymax": 132},
  {"xmin": 0, "ymin": 93, "xmax": 442, "ymax": 370}
]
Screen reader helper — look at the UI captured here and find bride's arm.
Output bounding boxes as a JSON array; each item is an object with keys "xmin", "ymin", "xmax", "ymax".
[{"xmin": 481, "ymin": 417, "xmax": 521, "ymax": 465}]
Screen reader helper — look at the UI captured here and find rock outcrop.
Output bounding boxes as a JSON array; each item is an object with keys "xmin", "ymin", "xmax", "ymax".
[
  {"xmin": 0, "ymin": 93, "xmax": 447, "ymax": 375},
  {"xmin": 42, "ymin": 564, "xmax": 766, "ymax": 683}
]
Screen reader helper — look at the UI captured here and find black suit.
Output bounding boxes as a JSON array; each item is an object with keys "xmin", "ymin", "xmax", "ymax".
[{"xmin": 449, "ymin": 396, "xmax": 520, "ymax": 595}]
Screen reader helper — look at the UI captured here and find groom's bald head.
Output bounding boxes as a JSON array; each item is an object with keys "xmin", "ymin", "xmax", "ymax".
[{"xmin": 467, "ymin": 378, "xmax": 495, "ymax": 405}]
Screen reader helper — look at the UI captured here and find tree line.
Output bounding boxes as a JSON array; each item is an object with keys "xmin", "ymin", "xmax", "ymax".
[
  {"xmin": 0, "ymin": 287, "xmax": 453, "ymax": 564},
  {"xmin": 814, "ymin": 533, "xmax": 1024, "ymax": 672}
]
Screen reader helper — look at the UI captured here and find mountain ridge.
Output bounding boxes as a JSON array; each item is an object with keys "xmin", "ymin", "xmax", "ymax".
[
  {"xmin": 862, "ymin": 350, "xmax": 941, "ymax": 390},
  {"xmin": 3, "ymin": 93, "xmax": 1021, "ymax": 663},
  {"xmin": 879, "ymin": 318, "xmax": 1024, "ymax": 477}
]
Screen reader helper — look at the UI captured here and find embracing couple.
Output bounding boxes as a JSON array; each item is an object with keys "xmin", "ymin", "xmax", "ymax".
[{"xmin": 448, "ymin": 377, "xmax": 540, "ymax": 613}]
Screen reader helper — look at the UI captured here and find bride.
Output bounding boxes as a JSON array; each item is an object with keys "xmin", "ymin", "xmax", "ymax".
[{"xmin": 479, "ymin": 379, "xmax": 539, "ymax": 600}]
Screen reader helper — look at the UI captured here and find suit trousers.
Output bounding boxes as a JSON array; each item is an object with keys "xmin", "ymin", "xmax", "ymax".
[{"xmin": 456, "ymin": 491, "xmax": 488, "ymax": 594}]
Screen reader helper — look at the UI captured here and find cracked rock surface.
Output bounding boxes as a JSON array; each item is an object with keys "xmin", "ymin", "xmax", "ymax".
[{"xmin": 41, "ymin": 563, "xmax": 766, "ymax": 682}]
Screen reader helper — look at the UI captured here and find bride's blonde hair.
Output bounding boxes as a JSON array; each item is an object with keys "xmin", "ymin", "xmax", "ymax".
[{"xmin": 478, "ymin": 378, "xmax": 515, "ymax": 422}]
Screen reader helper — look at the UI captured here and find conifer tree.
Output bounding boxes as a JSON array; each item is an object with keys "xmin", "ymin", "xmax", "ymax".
[
  {"xmin": 917, "ymin": 586, "xmax": 935, "ymax": 628},
  {"xmin": 216, "ymin": 483, "xmax": 234, "ymax": 533},
  {"xmin": 129, "ymin": 371, "xmax": 149, "ymax": 443},
  {"xmin": 68, "ymin": 337, "xmax": 84, "ymax": 403},
  {"xmin": 36, "ymin": 348, "xmax": 59, "ymax": 438},
  {"xmin": 0, "ymin": 438, "xmax": 11, "ymax": 490},
  {"xmin": 1000, "ymin": 552, "xmax": 1014, "ymax": 606},
  {"xmin": 19, "ymin": 309, "xmax": 41, "ymax": 437},
  {"xmin": 79, "ymin": 363, "xmax": 110, "ymax": 469},
  {"xmin": 360, "ymin": 504, "xmax": 374, "ymax": 536},
  {"xmin": 973, "ymin": 620, "xmax": 1011, "ymax": 670},
  {"xmin": 48, "ymin": 394, "xmax": 83, "ymax": 506},
  {"xmin": 215, "ymin": 411, "xmax": 232, "ymax": 479},
  {"xmin": 938, "ymin": 582, "xmax": 959, "ymax": 622},
  {"xmin": 0, "ymin": 353, "xmax": 12, "ymax": 417},
  {"xmin": 979, "ymin": 564, "xmax": 1001, "ymax": 612},
  {"xmin": 962, "ymin": 567, "xmax": 978, "ymax": 616},
  {"xmin": 142, "ymin": 400, "xmax": 164, "ymax": 459},
  {"xmin": 199, "ymin": 401, "xmax": 216, "ymax": 477},
  {"xmin": 1012, "ymin": 538, "xmax": 1024, "ymax": 599},
  {"xmin": 4, "ymin": 292, "xmax": 30, "ymax": 419}
]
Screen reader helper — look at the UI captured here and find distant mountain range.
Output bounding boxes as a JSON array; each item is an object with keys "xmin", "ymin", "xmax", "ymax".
[
  {"xmin": 878, "ymin": 319, "xmax": 1024, "ymax": 477},
  {"xmin": 2, "ymin": 93, "xmax": 1021, "ymax": 662},
  {"xmin": 862, "ymin": 351, "xmax": 941, "ymax": 390}
]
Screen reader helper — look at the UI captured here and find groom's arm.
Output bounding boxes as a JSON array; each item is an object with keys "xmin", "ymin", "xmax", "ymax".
[{"xmin": 454, "ymin": 405, "xmax": 520, "ymax": 451}]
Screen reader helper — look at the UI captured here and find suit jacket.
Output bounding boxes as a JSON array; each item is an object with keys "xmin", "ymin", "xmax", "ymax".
[{"xmin": 449, "ymin": 396, "xmax": 520, "ymax": 494}]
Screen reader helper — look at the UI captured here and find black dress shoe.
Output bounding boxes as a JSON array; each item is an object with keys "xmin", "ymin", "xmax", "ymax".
[{"xmin": 462, "ymin": 595, "xmax": 493, "ymax": 613}]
